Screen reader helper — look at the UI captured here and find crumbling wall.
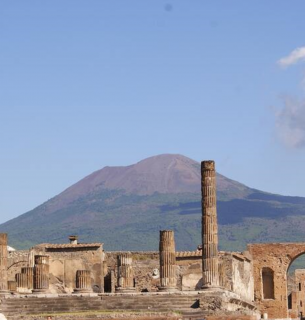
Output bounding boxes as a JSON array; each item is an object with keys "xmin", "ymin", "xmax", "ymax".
[
  {"xmin": 31, "ymin": 245, "xmax": 105, "ymax": 293},
  {"xmin": 7, "ymin": 250, "xmax": 29, "ymax": 282},
  {"xmin": 105, "ymin": 252, "xmax": 160, "ymax": 292},
  {"xmin": 248, "ymin": 243, "xmax": 305, "ymax": 319},
  {"xmin": 219, "ymin": 252, "xmax": 254, "ymax": 302},
  {"xmin": 105, "ymin": 250, "xmax": 254, "ymax": 300}
]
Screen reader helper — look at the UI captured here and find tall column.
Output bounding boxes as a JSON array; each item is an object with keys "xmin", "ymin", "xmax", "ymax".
[
  {"xmin": 0, "ymin": 233, "xmax": 8, "ymax": 293},
  {"xmin": 74, "ymin": 270, "xmax": 92, "ymax": 293},
  {"xmin": 201, "ymin": 160, "xmax": 219, "ymax": 289},
  {"xmin": 115, "ymin": 253, "xmax": 135, "ymax": 293},
  {"xmin": 159, "ymin": 230, "xmax": 177, "ymax": 292},
  {"xmin": 33, "ymin": 255, "xmax": 49, "ymax": 293}
]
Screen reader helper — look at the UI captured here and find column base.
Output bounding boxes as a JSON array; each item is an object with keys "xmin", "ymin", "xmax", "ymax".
[
  {"xmin": 158, "ymin": 286, "xmax": 178, "ymax": 292},
  {"xmin": 17, "ymin": 288, "xmax": 33, "ymax": 294},
  {"xmin": 115, "ymin": 287, "xmax": 136, "ymax": 293},
  {"xmin": 32, "ymin": 288, "xmax": 49, "ymax": 293},
  {"xmin": 201, "ymin": 285, "xmax": 222, "ymax": 291}
]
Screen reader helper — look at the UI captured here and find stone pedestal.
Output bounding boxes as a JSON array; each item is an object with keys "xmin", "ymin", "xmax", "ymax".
[
  {"xmin": 7, "ymin": 281, "xmax": 17, "ymax": 292},
  {"xmin": 0, "ymin": 233, "xmax": 8, "ymax": 294},
  {"xmin": 115, "ymin": 253, "xmax": 135, "ymax": 293},
  {"xmin": 33, "ymin": 255, "xmax": 49, "ymax": 293},
  {"xmin": 159, "ymin": 230, "xmax": 177, "ymax": 292},
  {"xmin": 74, "ymin": 270, "xmax": 92, "ymax": 293},
  {"xmin": 201, "ymin": 160, "xmax": 220, "ymax": 289}
]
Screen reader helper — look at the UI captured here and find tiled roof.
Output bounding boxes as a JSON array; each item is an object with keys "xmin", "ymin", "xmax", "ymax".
[
  {"xmin": 176, "ymin": 250, "xmax": 202, "ymax": 257},
  {"xmin": 35, "ymin": 243, "xmax": 102, "ymax": 249}
]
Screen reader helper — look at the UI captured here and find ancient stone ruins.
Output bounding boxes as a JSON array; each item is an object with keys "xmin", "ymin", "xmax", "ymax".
[{"xmin": 0, "ymin": 160, "xmax": 303, "ymax": 320}]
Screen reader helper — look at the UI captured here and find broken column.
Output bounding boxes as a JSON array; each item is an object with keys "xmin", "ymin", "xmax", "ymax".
[
  {"xmin": 0, "ymin": 233, "xmax": 8, "ymax": 293},
  {"xmin": 115, "ymin": 253, "xmax": 135, "ymax": 292},
  {"xmin": 22, "ymin": 267, "xmax": 34, "ymax": 290},
  {"xmin": 159, "ymin": 230, "xmax": 177, "ymax": 292},
  {"xmin": 16, "ymin": 267, "xmax": 34, "ymax": 293},
  {"xmin": 201, "ymin": 160, "xmax": 219, "ymax": 289},
  {"xmin": 74, "ymin": 270, "xmax": 92, "ymax": 293},
  {"xmin": 33, "ymin": 255, "xmax": 49, "ymax": 292}
]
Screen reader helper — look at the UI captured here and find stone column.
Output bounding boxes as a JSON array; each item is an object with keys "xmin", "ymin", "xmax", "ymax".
[
  {"xmin": 16, "ymin": 267, "xmax": 34, "ymax": 293},
  {"xmin": 33, "ymin": 255, "xmax": 49, "ymax": 292},
  {"xmin": 74, "ymin": 270, "xmax": 92, "ymax": 293},
  {"xmin": 116, "ymin": 253, "xmax": 135, "ymax": 292},
  {"xmin": 201, "ymin": 160, "xmax": 219, "ymax": 289},
  {"xmin": 21, "ymin": 267, "xmax": 34, "ymax": 290},
  {"xmin": 16, "ymin": 273, "xmax": 27, "ymax": 293},
  {"xmin": 0, "ymin": 233, "xmax": 8, "ymax": 293},
  {"xmin": 159, "ymin": 230, "xmax": 177, "ymax": 292},
  {"xmin": 110, "ymin": 270, "xmax": 116, "ymax": 293}
]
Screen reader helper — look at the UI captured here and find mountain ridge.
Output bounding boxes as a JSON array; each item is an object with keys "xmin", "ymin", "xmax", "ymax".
[{"xmin": 1, "ymin": 154, "xmax": 305, "ymax": 251}]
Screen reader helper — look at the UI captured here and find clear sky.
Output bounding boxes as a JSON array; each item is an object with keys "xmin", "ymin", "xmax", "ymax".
[{"xmin": 1, "ymin": 1, "xmax": 305, "ymax": 224}]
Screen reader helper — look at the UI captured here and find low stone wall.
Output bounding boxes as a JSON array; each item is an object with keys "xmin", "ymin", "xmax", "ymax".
[{"xmin": 7, "ymin": 312, "xmax": 181, "ymax": 320}]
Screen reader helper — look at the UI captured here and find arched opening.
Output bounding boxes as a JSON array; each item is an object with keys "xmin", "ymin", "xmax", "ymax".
[
  {"xmin": 287, "ymin": 254, "xmax": 305, "ymax": 319},
  {"xmin": 262, "ymin": 267, "xmax": 275, "ymax": 299}
]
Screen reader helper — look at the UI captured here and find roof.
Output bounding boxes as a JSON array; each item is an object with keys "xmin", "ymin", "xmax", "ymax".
[
  {"xmin": 35, "ymin": 243, "xmax": 103, "ymax": 249},
  {"xmin": 176, "ymin": 250, "xmax": 202, "ymax": 257}
]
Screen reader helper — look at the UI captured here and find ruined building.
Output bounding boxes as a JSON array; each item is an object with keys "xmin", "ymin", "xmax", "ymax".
[{"xmin": 0, "ymin": 160, "xmax": 303, "ymax": 320}]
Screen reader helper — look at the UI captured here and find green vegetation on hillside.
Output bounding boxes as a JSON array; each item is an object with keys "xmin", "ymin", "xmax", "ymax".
[{"xmin": 2, "ymin": 188, "xmax": 305, "ymax": 252}]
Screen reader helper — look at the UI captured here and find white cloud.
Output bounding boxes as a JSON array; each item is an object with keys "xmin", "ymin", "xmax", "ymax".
[
  {"xmin": 278, "ymin": 47, "xmax": 305, "ymax": 67},
  {"xmin": 275, "ymin": 97, "xmax": 305, "ymax": 148}
]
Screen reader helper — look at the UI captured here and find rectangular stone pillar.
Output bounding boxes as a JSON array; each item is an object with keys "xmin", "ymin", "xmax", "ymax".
[
  {"xmin": 0, "ymin": 233, "xmax": 8, "ymax": 294},
  {"xmin": 159, "ymin": 230, "xmax": 177, "ymax": 292},
  {"xmin": 201, "ymin": 160, "xmax": 219, "ymax": 289}
]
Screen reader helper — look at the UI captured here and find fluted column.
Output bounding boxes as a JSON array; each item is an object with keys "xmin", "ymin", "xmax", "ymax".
[
  {"xmin": 33, "ymin": 255, "xmax": 49, "ymax": 292},
  {"xmin": 201, "ymin": 160, "xmax": 219, "ymax": 289},
  {"xmin": 0, "ymin": 233, "xmax": 8, "ymax": 294},
  {"xmin": 159, "ymin": 230, "xmax": 177, "ymax": 292},
  {"xmin": 21, "ymin": 267, "xmax": 34, "ymax": 290},
  {"xmin": 16, "ymin": 267, "xmax": 34, "ymax": 293},
  {"xmin": 74, "ymin": 270, "xmax": 92, "ymax": 293},
  {"xmin": 116, "ymin": 253, "xmax": 135, "ymax": 293}
]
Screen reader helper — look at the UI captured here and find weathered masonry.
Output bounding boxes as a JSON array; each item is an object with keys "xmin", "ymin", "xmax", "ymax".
[
  {"xmin": 201, "ymin": 160, "xmax": 219, "ymax": 289},
  {"xmin": 2, "ymin": 159, "xmax": 304, "ymax": 320},
  {"xmin": 248, "ymin": 243, "xmax": 305, "ymax": 319}
]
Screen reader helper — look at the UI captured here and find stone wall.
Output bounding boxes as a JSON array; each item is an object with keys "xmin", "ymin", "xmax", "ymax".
[
  {"xmin": 7, "ymin": 243, "xmax": 105, "ymax": 293},
  {"xmin": 288, "ymin": 269, "xmax": 305, "ymax": 319},
  {"xmin": 248, "ymin": 242, "xmax": 305, "ymax": 319},
  {"xmin": 7, "ymin": 247, "xmax": 254, "ymax": 302},
  {"xmin": 31, "ymin": 243, "xmax": 104, "ymax": 293},
  {"xmin": 7, "ymin": 250, "xmax": 29, "ymax": 282},
  {"xmin": 105, "ymin": 250, "xmax": 254, "ymax": 300},
  {"xmin": 105, "ymin": 252, "xmax": 160, "ymax": 292}
]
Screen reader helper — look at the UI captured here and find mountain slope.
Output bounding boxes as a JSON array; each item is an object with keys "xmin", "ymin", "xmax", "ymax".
[{"xmin": 1, "ymin": 154, "xmax": 305, "ymax": 251}]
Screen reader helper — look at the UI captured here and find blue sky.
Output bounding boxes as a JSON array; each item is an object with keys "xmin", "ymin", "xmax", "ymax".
[{"xmin": 1, "ymin": 1, "xmax": 305, "ymax": 224}]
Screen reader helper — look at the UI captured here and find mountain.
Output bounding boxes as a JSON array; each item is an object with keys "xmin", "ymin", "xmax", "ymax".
[{"xmin": 1, "ymin": 154, "xmax": 305, "ymax": 252}]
